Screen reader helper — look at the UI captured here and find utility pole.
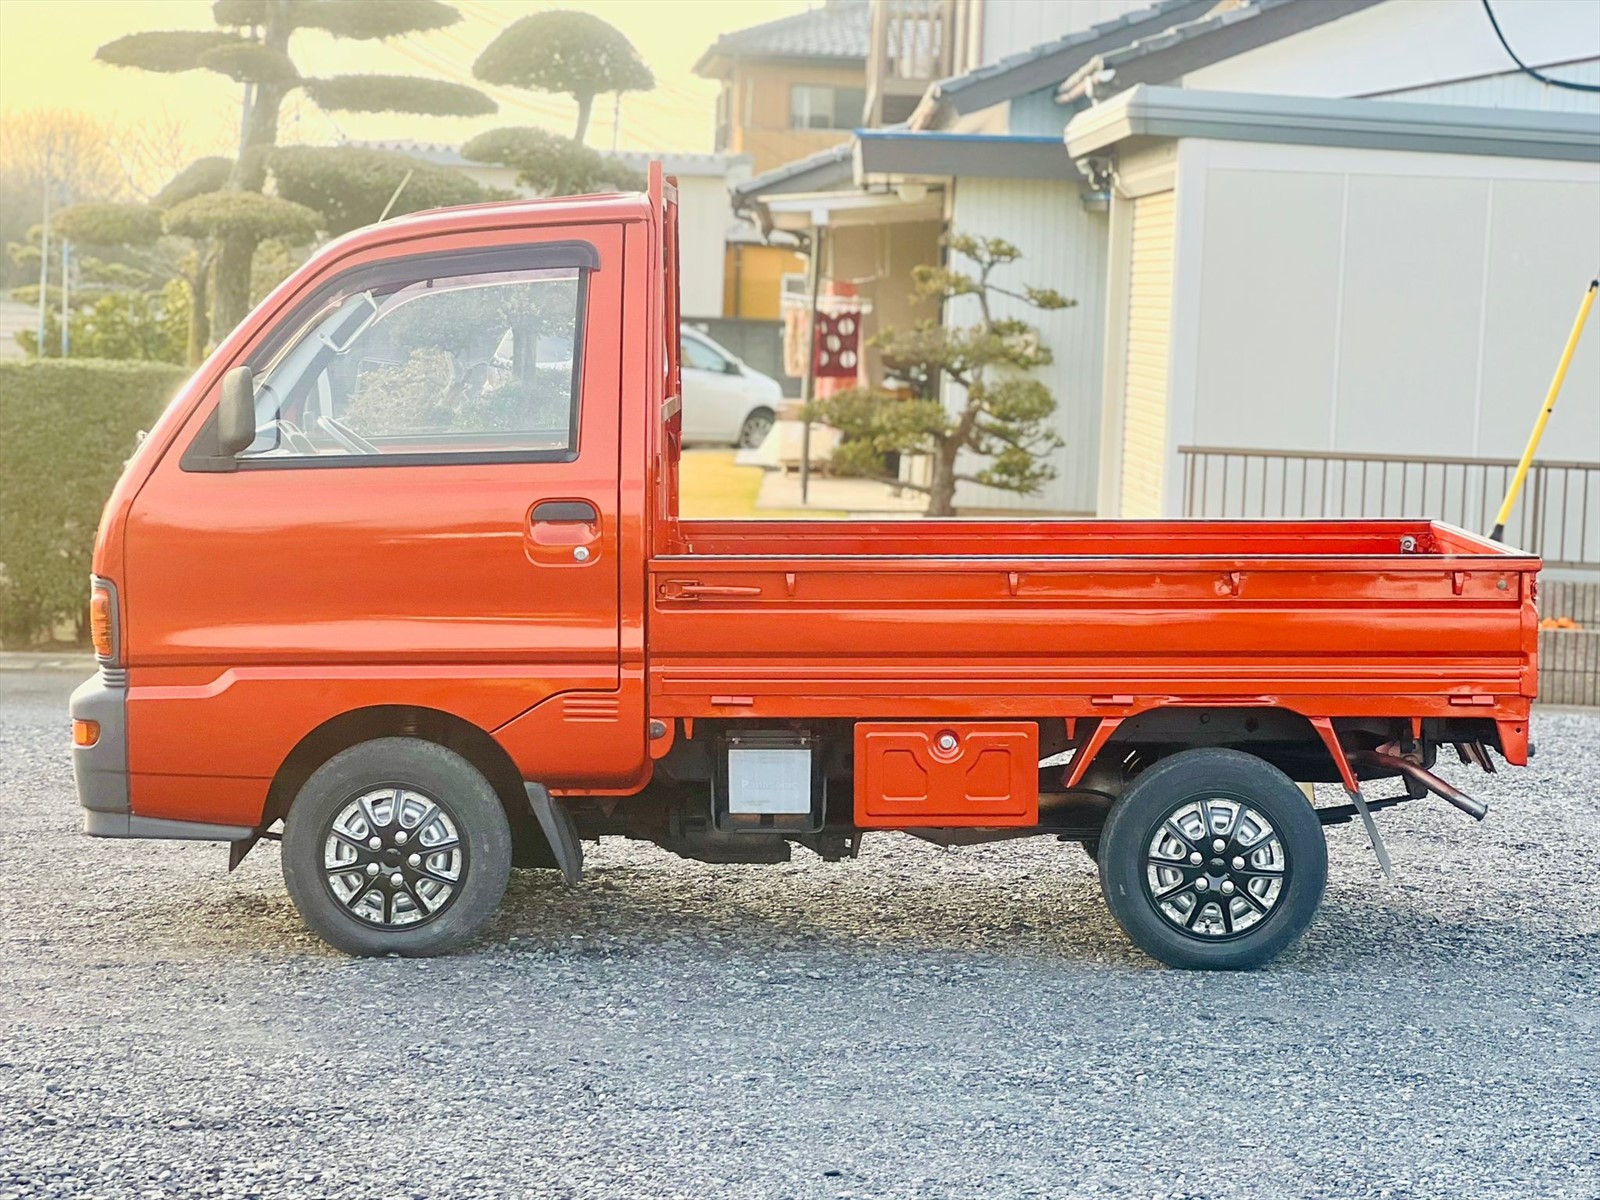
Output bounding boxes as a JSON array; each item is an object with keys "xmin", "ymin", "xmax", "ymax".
[
  {"xmin": 799, "ymin": 212, "xmax": 827, "ymax": 505},
  {"xmin": 35, "ymin": 164, "xmax": 50, "ymax": 357},
  {"xmin": 57, "ymin": 180, "xmax": 72, "ymax": 357},
  {"xmin": 59, "ymin": 235, "xmax": 71, "ymax": 357}
]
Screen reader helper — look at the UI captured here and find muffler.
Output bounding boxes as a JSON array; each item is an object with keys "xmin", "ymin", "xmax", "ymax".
[{"xmin": 1353, "ymin": 751, "xmax": 1488, "ymax": 821}]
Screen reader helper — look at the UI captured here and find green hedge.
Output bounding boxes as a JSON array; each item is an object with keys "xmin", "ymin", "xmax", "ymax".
[{"xmin": 0, "ymin": 359, "xmax": 188, "ymax": 646}]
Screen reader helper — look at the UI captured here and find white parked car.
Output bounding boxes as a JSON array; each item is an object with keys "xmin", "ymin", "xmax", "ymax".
[{"xmin": 680, "ymin": 326, "xmax": 784, "ymax": 448}]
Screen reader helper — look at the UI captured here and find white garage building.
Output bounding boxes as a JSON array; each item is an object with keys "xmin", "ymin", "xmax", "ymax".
[{"xmin": 1067, "ymin": 86, "xmax": 1600, "ymax": 566}]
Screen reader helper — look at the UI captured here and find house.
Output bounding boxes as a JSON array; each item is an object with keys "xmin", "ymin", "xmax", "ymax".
[
  {"xmin": 694, "ymin": 0, "xmax": 971, "ymax": 173},
  {"xmin": 1068, "ymin": 87, "xmax": 1599, "ymax": 560},
  {"xmin": 692, "ymin": 0, "xmax": 880, "ymax": 330},
  {"xmin": 695, "ymin": 0, "xmax": 968, "ymax": 327},
  {"xmin": 1049, "ymin": 0, "xmax": 1600, "ymax": 572},
  {"xmin": 735, "ymin": 0, "xmax": 1600, "ymax": 547},
  {"xmin": 736, "ymin": 0, "xmax": 1230, "ymax": 514}
]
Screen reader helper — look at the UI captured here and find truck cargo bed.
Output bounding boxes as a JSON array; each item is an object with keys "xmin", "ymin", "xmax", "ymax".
[{"xmin": 648, "ymin": 519, "xmax": 1539, "ymax": 722}]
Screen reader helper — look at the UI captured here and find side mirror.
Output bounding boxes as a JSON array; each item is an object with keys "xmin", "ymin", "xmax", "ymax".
[
  {"xmin": 216, "ymin": 365, "xmax": 256, "ymax": 457},
  {"xmin": 723, "ymin": 358, "xmax": 743, "ymax": 376}
]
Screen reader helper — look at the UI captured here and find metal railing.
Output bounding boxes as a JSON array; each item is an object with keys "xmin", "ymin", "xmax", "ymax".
[
  {"xmin": 865, "ymin": 0, "xmax": 961, "ymax": 125},
  {"xmin": 1178, "ymin": 447, "xmax": 1599, "ymax": 569}
]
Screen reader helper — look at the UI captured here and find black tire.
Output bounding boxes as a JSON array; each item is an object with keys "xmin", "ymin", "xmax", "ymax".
[
  {"xmin": 282, "ymin": 738, "xmax": 512, "ymax": 957},
  {"xmin": 737, "ymin": 406, "xmax": 775, "ymax": 449},
  {"xmin": 1097, "ymin": 748, "xmax": 1326, "ymax": 970}
]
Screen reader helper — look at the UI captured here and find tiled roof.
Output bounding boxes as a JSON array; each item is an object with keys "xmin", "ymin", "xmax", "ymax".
[
  {"xmin": 730, "ymin": 140, "xmax": 854, "ymax": 204},
  {"xmin": 912, "ymin": 0, "xmax": 1217, "ymax": 126},
  {"xmin": 1057, "ymin": 0, "xmax": 1383, "ymax": 101},
  {"xmin": 694, "ymin": 1, "xmax": 871, "ymax": 75}
]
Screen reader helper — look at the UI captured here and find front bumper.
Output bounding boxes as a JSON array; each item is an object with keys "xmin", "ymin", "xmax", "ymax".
[
  {"xmin": 70, "ymin": 669, "xmax": 130, "ymax": 817},
  {"xmin": 70, "ymin": 670, "xmax": 252, "ymax": 842}
]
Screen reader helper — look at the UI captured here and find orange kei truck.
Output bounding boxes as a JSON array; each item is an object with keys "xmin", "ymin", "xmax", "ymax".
[{"xmin": 70, "ymin": 168, "xmax": 1540, "ymax": 968}]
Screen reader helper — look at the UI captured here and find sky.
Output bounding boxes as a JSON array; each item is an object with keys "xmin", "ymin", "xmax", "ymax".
[{"xmin": 0, "ymin": 0, "xmax": 814, "ymax": 183}]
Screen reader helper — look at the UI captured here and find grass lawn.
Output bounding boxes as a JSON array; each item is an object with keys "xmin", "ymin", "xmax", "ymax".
[{"xmin": 678, "ymin": 449, "xmax": 842, "ymax": 519}]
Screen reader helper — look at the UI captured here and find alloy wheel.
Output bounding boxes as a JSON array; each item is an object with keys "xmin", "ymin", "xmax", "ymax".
[
  {"xmin": 1143, "ymin": 797, "xmax": 1288, "ymax": 939},
  {"xmin": 322, "ymin": 786, "xmax": 466, "ymax": 928}
]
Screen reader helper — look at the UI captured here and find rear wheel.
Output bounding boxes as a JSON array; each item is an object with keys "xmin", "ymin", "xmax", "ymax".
[
  {"xmin": 282, "ymin": 738, "xmax": 512, "ymax": 957},
  {"xmin": 1097, "ymin": 748, "xmax": 1326, "ymax": 970},
  {"xmin": 738, "ymin": 406, "xmax": 775, "ymax": 449}
]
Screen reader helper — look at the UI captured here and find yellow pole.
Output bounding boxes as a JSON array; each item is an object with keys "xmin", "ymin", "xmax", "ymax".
[{"xmin": 1490, "ymin": 278, "xmax": 1598, "ymax": 542}]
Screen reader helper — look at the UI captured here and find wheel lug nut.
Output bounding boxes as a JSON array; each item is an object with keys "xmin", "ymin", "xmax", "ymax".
[
  {"xmin": 395, "ymin": 830, "xmax": 408, "ymax": 845},
  {"xmin": 1194, "ymin": 877, "xmax": 1208, "ymax": 892},
  {"xmin": 390, "ymin": 872, "xmax": 404, "ymax": 888},
  {"xmin": 1221, "ymin": 880, "xmax": 1235, "ymax": 895},
  {"xmin": 1232, "ymin": 855, "xmax": 1245, "ymax": 870},
  {"xmin": 1212, "ymin": 838, "xmax": 1226, "ymax": 853},
  {"xmin": 367, "ymin": 836, "xmax": 381, "ymax": 850},
  {"xmin": 365, "ymin": 863, "xmax": 379, "ymax": 877},
  {"xmin": 407, "ymin": 854, "xmax": 420, "ymax": 868},
  {"xmin": 1188, "ymin": 851, "xmax": 1202, "ymax": 865}
]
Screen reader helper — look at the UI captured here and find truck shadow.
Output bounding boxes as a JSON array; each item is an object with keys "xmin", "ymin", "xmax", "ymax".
[{"xmin": 124, "ymin": 834, "xmax": 1572, "ymax": 976}]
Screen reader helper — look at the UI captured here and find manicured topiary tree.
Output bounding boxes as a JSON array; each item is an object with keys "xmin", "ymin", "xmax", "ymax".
[
  {"xmin": 48, "ymin": 174, "xmax": 315, "ymax": 365},
  {"xmin": 808, "ymin": 233, "xmax": 1075, "ymax": 517},
  {"xmin": 472, "ymin": 10, "xmax": 654, "ymax": 145},
  {"xmin": 460, "ymin": 128, "xmax": 645, "ymax": 197},
  {"xmin": 268, "ymin": 145, "xmax": 497, "ymax": 237},
  {"xmin": 51, "ymin": 204, "xmax": 164, "ymax": 249},
  {"xmin": 42, "ymin": 202, "xmax": 184, "ymax": 362},
  {"xmin": 96, "ymin": 0, "xmax": 493, "ymax": 336},
  {"xmin": 152, "ymin": 157, "xmax": 233, "ymax": 209}
]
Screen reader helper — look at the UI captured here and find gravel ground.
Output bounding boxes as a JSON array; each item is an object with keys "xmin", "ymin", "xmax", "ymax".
[{"xmin": 2, "ymin": 669, "xmax": 1597, "ymax": 1200}]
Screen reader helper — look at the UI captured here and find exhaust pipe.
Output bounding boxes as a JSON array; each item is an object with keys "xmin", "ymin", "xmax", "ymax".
[{"xmin": 1354, "ymin": 751, "xmax": 1488, "ymax": 821}]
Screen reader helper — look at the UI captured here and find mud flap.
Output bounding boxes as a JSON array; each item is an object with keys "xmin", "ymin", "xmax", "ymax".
[
  {"xmin": 1348, "ymin": 788, "xmax": 1393, "ymax": 880},
  {"xmin": 525, "ymin": 783, "xmax": 583, "ymax": 885},
  {"xmin": 228, "ymin": 833, "xmax": 260, "ymax": 872}
]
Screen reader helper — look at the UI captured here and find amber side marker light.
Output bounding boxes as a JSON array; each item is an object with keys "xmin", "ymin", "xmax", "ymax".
[
  {"xmin": 90, "ymin": 586, "xmax": 114, "ymax": 660},
  {"xmin": 74, "ymin": 720, "xmax": 100, "ymax": 748}
]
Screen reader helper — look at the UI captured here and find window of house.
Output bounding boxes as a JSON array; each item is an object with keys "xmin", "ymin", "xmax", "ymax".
[
  {"xmin": 238, "ymin": 264, "xmax": 584, "ymax": 461},
  {"xmin": 790, "ymin": 84, "xmax": 865, "ymax": 131}
]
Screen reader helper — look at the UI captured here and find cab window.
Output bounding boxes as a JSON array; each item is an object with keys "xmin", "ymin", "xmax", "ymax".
[{"xmin": 241, "ymin": 264, "xmax": 582, "ymax": 460}]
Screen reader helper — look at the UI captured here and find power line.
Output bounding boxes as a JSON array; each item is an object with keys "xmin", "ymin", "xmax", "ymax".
[
  {"xmin": 1479, "ymin": 0, "xmax": 1600, "ymax": 94},
  {"xmin": 391, "ymin": 34, "xmax": 573, "ymax": 123}
]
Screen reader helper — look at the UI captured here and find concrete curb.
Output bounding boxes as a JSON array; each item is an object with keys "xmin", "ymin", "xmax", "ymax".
[{"xmin": 0, "ymin": 651, "xmax": 96, "ymax": 672}]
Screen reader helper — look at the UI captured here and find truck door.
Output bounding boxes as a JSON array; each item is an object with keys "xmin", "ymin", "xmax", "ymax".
[{"xmin": 121, "ymin": 228, "xmax": 629, "ymax": 813}]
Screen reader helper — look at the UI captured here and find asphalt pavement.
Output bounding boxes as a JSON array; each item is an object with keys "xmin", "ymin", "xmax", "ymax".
[{"xmin": 2, "ymin": 668, "xmax": 1596, "ymax": 1199}]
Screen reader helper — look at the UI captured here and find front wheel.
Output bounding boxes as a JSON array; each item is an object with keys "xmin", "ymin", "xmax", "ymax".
[
  {"xmin": 1097, "ymin": 749, "xmax": 1326, "ymax": 970},
  {"xmin": 282, "ymin": 738, "xmax": 512, "ymax": 957}
]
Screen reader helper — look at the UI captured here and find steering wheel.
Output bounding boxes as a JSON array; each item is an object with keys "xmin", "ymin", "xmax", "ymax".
[{"xmin": 318, "ymin": 414, "xmax": 380, "ymax": 455}]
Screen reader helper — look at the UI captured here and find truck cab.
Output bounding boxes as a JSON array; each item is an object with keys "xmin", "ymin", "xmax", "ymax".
[{"xmin": 71, "ymin": 168, "xmax": 1539, "ymax": 968}]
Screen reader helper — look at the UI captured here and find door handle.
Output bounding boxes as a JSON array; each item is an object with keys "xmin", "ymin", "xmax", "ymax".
[
  {"xmin": 527, "ymin": 499, "xmax": 600, "ymax": 567},
  {"xmin": 531, "ymin": 500, "xmax": 598, "ymax": 523},
  {"xmin": 658, "ymin": 580, "xmax": 762, "ymax": 600}
]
